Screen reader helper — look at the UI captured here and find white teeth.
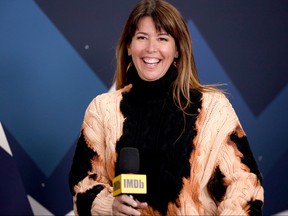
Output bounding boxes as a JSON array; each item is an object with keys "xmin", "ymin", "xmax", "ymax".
[{"xmin": 143, "ymin": 58, "xmax": 160, "ymax": 64}]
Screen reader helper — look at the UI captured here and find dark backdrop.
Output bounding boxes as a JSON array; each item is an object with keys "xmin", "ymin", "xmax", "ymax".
[{"xmin": 0, "ymin": 1, "xmax": 287, "ymax": 215}]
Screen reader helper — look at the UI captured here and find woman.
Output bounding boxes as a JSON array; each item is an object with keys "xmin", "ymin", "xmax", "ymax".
[{"xmin": 69, "ymin": 0, "xmax": 264, "ymax": 215}]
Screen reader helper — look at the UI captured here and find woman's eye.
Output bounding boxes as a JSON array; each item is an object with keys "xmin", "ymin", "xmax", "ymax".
[
  {"xmin": 159, "ymin": 37, "xmax": 168, "ymax": 41},
  {"xmin": 137, "ymin": 36, "xmax": 146, "ymax": 40}
]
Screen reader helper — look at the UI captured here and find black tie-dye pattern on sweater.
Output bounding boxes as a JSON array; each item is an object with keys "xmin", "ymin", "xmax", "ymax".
[
  {"xmin": 230, "ymin": 129, "xmax": 263, "ymax": 184},
  {"xmin": 69, "ymin": 132, "xmax": 103, "ymax": 215},
  {"xmin": 248, "ymin": 200, "xmax": 263, "ymax": 216},
  {"xmin": 115, "ymin": 65, "xmax": 202, "ymax": 215},
  {"xmin": 229, "ymin": 129, "xmax": 264, "ymax": 214},
  {"xmin": 76, "ymin": 185, "xmax": 104, "ymax": 216},
  {"xmin": 207, "ymin": 128, "xmax": 263, "ymax": 215},
  {"xmin": 207, "ymin": 166, "xmax": 227, "ymax": 204}
]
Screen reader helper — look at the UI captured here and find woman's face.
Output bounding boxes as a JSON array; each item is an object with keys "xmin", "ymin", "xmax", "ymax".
[{"xmin": 128, "ymin": 16, "xmax": 178, "ymax": 81}]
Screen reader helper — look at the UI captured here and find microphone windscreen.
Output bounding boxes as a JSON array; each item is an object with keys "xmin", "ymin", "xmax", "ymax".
[{"xmin": 119, "ymin": 147, "xmax": 139, "ymax": 174}]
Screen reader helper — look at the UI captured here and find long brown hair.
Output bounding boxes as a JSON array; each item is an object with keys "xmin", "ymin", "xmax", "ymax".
[{"xmin": 114, "ymin": 0, "xmax": 220, "ymax": 112}]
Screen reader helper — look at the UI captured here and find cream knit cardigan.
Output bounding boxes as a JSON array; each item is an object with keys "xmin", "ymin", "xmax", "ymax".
[{"xmin": 72, "ymin": 85, "xmax": 264, "ymax": 215}]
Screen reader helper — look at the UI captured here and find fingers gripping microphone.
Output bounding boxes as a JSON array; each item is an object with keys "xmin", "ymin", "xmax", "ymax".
[{"xmin": 112, "ymin": 147, "xmax": 147, "ymax": 197}]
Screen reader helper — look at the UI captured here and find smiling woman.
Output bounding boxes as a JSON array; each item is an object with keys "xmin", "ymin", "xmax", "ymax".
[
  {"xmin": 68, "ymin": 0, "xmax": 264, "ymax": 215},
  {"xmin": 127, "ymin": 16, "xmax": 178, "ymax": 81}
]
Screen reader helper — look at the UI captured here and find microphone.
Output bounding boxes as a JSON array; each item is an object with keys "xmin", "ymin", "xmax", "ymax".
[{"xmin": 112, "ymin": 147, "xmax": 147, "ymax": 197}]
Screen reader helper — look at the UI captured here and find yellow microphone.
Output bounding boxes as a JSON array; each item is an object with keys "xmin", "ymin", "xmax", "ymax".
[{"xmin": 113, "ymin": 147, "xmax": 147, "ymax": 197}]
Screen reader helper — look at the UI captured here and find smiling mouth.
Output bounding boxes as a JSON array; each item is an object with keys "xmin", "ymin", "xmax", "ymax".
[{"xmin": 143, "ymin": 58, "xmax": 160, "ymax": 64}]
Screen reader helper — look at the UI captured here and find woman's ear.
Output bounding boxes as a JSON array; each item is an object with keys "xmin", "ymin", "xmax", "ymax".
[
  {"xmin": 127, "ymin": 45, "xmax": 131, "ymax": 56},
  {"xmin": 175, "ymin": 51, "xmax": 179, "ymax": 58}
]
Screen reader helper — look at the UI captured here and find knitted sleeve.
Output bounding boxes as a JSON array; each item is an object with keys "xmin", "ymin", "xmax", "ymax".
[
  {"xmin": 69, "ymin": 94, "xmax": 116, "ymax": 216},
  {"xmin": 205, "ymin": 93, "xmax": 264, "ymax": 215}
]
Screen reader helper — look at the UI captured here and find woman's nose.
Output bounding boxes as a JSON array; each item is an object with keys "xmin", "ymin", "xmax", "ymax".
[{"xmin": 146, "ymin": 39, "xmax": 157, "ymax": 53}]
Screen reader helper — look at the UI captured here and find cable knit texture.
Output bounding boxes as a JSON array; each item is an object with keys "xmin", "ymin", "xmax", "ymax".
[{"xmin": 69, "ymin": 65, "xmax": 264, "ymax": 215}]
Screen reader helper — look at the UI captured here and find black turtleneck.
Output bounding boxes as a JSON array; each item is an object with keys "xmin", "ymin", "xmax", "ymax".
[
  {"xmin": 124, "ymin": 64, "xmax": 178, "ymax": 102},
  {"xmin": 115, "ymin": 64, "xmax": 202, "ymax": 215}
]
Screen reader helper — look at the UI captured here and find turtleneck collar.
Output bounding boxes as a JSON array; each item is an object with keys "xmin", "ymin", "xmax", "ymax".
[{"xmin": 125, "ymin": 64, "xmax": 178, "ymax": 102}]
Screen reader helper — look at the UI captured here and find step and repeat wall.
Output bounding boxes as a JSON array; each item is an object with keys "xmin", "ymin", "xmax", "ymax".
[{"xmin": 1, "ymin": 1, "xmax": 287, "ymax": 215}]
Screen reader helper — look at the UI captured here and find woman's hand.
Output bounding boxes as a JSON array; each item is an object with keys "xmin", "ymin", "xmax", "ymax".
[{"xmin": 112, "ymin": 194, "xmax": 148, "ymax": 216}]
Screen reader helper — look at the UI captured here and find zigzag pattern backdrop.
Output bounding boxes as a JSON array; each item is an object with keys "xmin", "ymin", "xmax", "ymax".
[{"xmin": 0, "ymin": 1, "xmax": 287, "ymax": 215}]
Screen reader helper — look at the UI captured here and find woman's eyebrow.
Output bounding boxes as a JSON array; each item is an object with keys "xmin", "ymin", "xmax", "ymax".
[
  {"xmin": 158, "ymin": 32, "xmax": 169, "ymax": 36},
  {"xmin": 135, "ymin": 31, "xmax": 148, "ymax": 35},
  {"xmin": 134, "ymin": 31, "xmax": 169, "ymax": 36}
]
